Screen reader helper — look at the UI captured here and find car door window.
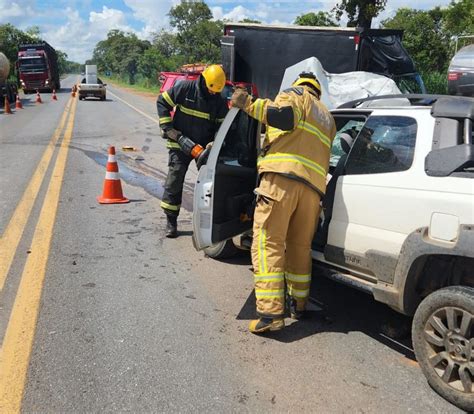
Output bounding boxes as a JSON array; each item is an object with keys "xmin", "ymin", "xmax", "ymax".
[
  {"xmin": 345, "ymin": 116, "xmax": 417, "ymax": 175},
  {"xmin": 330, "ymin": 118, "xmax": 367, "ymax": 167},
  {"xmin": 218, "ymin": 111, "xmax": 258, "ymax": 168}
]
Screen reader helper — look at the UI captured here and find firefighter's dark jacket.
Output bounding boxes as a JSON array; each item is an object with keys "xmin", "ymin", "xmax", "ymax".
[{"xmin": 157, "ymin": 75, "xmax": 228, "ymax": 147}]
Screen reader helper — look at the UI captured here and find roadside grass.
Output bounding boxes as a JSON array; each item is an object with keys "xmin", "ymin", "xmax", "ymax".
[
  {"xmin": 422, "ymin": 71, "xmax": 448, "ymax": 94},
  {"xmin": 105, "ymin": 75, "xmax": 161, "ymax": 95}
]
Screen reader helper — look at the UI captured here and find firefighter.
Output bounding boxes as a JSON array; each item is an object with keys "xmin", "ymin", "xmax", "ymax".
[
  {"xmin": 231, "ymin": 72, "xmax": 336, "ymax": 333},
  {"xmin": 157, "ymin": 65, "xmax": 228, "ymax": 238}
]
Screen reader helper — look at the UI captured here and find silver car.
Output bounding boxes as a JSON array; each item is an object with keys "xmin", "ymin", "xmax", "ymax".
[{"xmin": 448, "ymin": 44, "xmax": 474, "ymax": 96}]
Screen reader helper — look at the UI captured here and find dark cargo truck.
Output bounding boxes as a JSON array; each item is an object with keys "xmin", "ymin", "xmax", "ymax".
[
  {"xmin": 222, "ymin": 23, "xmax": 425, "ymax": 99},
  {"xmin": 17, "ymin": 42, "xmax": 60, "ymax": 93}
]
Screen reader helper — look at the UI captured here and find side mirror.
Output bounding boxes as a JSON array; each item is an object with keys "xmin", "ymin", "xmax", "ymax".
[{"xmin": 103, "ymin": 83, "xmax": 107, "ymax": 86}]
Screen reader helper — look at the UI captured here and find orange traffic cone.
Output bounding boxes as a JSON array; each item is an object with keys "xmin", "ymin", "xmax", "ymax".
[
  {"xmin": 15, "ymin": 94, "xmax": 23, "ymax": 109},
  {"xmin": 52, "ymin": 89, "xmax": 58, "ymax": 100},
  {"xmin": 71, "ymin": 85, "xmax": 77, "ymax": 97},
  {"xmin": 97, "ymin": 146, "xmax": 129, "ymax": 204},
  {"xmin": 35, "ymin": 90, "xmax": 42, "ymax": 104},
  {"xmin": 4, "ymin": 96, "xmax": 13, "ymax": 114}
]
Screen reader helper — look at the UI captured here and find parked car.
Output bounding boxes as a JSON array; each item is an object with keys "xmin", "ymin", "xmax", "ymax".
[
  {"xmin": 448, "ymin": 44, "xmax": 474, "ymax": 96},
  {"xmin": 192, "ymin": 94, "xmax": 474, "ymax": 411}
]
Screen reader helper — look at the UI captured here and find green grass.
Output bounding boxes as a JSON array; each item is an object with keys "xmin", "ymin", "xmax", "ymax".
[
  {"xmin": 422, "ymin": 71, "xmax": 448, "ymax": 94},
  {"xmin": 105, "ymin": 75, "xmax": 161, "ymax": 95}
]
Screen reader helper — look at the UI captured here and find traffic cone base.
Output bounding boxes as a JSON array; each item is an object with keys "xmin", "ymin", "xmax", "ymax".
[
  {"xmin": 97, "ymin": 146, "xmax": 129, "ymax": 204},
  {"xmin": 4, "ymin": 96, "xmax": 13, "ymax": 114},
  {"xmin": 15, "ymin": 95, "xmax": 23, "ymax": 109}
]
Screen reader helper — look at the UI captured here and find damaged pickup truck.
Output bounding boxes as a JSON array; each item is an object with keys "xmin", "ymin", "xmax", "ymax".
[{"xmin": 192, "ymin": 94, "xmax": 474, "ymax": 411}]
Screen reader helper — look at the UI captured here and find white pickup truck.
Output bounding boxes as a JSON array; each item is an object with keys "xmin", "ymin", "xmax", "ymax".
[{"xmin": 192, "ymin": 94, "xmax": 474, "ymax": 411}]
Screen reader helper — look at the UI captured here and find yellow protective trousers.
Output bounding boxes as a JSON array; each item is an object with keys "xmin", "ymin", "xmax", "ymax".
[{"xmin": 251, "ymin": 173, "xmax": 321, "ymax": 318}]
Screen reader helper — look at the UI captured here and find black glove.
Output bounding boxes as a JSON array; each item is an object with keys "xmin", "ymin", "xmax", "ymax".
[{"xmin": 161, "ymin": 128, "xmax": 181, "ymax": 141}]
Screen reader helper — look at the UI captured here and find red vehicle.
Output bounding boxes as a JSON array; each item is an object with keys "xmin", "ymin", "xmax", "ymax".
[
  {"xmin": 159, "ymin": 65, "xmax": 258, "ymax": 109},
  {"xmin": 17, "ymin": 42, "xmax": 60, "ymax": 93}
]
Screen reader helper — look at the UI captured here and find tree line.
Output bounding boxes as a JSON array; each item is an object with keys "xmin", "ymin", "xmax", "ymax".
[
  {"xmin": 0, "ymin": 24, "xmax": 82, "ymax": 80},
  {"xmin": 90, "ymin": 0, "xmax": 473, "ymax": 93}
]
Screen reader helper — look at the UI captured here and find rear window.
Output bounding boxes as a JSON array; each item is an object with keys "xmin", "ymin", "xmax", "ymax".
[{"xmin": 451, "ymin": 47, "xmax": 474, "ymax": 68}]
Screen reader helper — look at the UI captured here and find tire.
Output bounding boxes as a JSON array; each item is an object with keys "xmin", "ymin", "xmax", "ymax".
[
  {"xmin": 203, "ymin": 239, "xmax": 240, "ymax": 260},
  {"xmin": 412, "ymin": 286, "xmax": 474, "ymax": 411}
]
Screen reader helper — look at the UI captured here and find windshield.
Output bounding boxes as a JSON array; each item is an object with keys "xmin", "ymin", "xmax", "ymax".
[{"xmin": 19, "ymin": 57, "xmax": 47, "ymax": 73}]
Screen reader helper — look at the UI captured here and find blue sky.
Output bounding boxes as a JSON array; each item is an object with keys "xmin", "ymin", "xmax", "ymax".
[{"xmin": 1, "ymin": 0, "xmax": 453, "ymax": 62}]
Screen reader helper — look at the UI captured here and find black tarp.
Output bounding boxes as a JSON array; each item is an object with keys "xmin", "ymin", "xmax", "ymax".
[
  {"xmin": 222, "ymin": 24, "xmax": 418, "ymax": 99},
  {"xmin": 359, "ymin": 35, "xmax": 417, "ymax": 76}
]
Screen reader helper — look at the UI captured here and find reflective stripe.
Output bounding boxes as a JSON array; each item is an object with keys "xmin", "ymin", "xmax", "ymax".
[
  {"xmin": 166, "ymin": 140, "xmax": 181, "ymax": 149},
  {"xmin": 160, "ymin": 201, "xmax": 180, "ymax": 211},
  {"xmin": 267, "ymin": 126, "xmax": 286, "ymax": 139},
  {"xmin": 294, "ymin": 107, "xmax": 302, "ymax": 122},
  {"xmin": 297, "ymin": 120, "xmax": 331, "ymax": 148},
  {"xmin": 258, "ymin": 153, "xmax": 326, "ymax": 177},
  {"xmin": 105, "ymin": 172, "xmax": 120, "ymax": 180},
  {"xmin": 217, "ymin": 118, "xmax": 225, "ymax": 123},
  {"xmin": 162, "ymin": 91, "xmax": 175, "ymax": 107},
  {"xmin": 178, "ymin": 105, "xmax": 210, "ymax": 120},
  {"xmin": 108, "ymin": 155, "xmax": 116, "ymax": 163},
  {"xmin": 286, "ymin": 273, "xmax": 311, "ymax": 283},
  {"xmin": 252, "ymin": 99, "xmax": 265, "ymax": 122},
  {"xmin": 255, "ymin": 289, "xmax": 285, "ymax": 299},
  {"xmin": 254, "ymin": 273, "xmax": 285, "ymax": 283},
  {"xmin": 159, "ymin": 116, "xmax": 172, "ymax": 124},
  {"xmin": 290, "ymin": 288, "xmax": 310, "ymax": 298}
]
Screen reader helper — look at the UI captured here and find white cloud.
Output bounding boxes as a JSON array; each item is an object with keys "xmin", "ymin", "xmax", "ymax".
[
  {"xmin": 0, "ymin": 0, "xmax": 35, "ymax": 24},
  {"xmin": 42, "ymin": 6, "xmax": 134, "ymax": 63}
]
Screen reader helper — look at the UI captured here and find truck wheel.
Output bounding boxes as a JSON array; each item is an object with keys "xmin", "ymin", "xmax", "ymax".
[
  {"xmin": 412, "ymin": 286, "xmax": 473, "ymax": 411},
  {"xmin": 203, "ymin": 240, "xmax": 239, "ymax": 260}
]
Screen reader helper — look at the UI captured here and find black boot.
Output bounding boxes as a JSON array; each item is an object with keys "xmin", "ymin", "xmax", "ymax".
[{"xmin": 165, "ymin": 215, "xmax": 178, "ymax": 238}]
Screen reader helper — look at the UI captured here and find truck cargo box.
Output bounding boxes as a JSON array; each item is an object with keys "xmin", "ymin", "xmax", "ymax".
[{"xmin": 222, "ymin": 23, "xmax": 424, "ymax": 99}]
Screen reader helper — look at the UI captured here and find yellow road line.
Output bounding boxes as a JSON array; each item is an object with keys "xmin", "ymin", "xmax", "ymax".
[
  {"xmin": 0, "ymin": 96, "xmax": 78, "ymax": 413},
  {"xmin": 0, "ymin": 98, "xmax": 72, "ymax": 292},
  {"xmin": 108, "ymin": 90, "xmax": 159, "ymax": 126}
]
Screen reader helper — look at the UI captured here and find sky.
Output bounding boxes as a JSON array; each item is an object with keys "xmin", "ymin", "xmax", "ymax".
[{"xmin": 1, "ymin": 0, "xmax": 454, "ymax": 62}]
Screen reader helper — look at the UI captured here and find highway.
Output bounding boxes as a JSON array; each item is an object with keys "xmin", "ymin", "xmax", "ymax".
[{"xmin": 0, "ymin": 75, "xmax": 461, "ymax": 412}]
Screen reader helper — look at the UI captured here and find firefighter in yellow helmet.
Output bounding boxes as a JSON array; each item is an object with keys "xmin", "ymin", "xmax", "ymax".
[
  {"xmin": 157, "ymin": 64, "xmax": 228, "ymax": 237},
  {"xmin": 231, "ymin": 72, "xmax": 336, "ymax": 333}
]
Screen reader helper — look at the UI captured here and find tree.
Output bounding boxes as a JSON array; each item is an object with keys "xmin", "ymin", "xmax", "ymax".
[
  {"xmin": 333, "ymin": 0, "xmax": 387, "ymax": 28},
  {"xmin": 443, "ymin": 0, "xmax": 474, "ymax": 51},
  {"xmin": 294, "ymin": 11, "xmax": 338, "ymax": 27},
  {"xmin": 382, "ymin": 8, "xmax": 449, "ymax": 73},
  {"xmin": 0, "ymin": 24, "xmax": 38, "ymax": 73},
  {"xmin": 168, "ymin": 1, "xmax": 222, "ymax": 63},
  {"xmin": 169, "ymin": 1, "xmax": 213, "ymax": 33},
  {"xmin": 92, "ymin": 30, "xmax": 150, "ymax": 83}
]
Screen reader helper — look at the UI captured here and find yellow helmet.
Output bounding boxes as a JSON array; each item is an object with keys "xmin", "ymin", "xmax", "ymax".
[
  {"xmin": 292, "ymin": 72, "xmax": 322, "ymax": 97},
  {"xmin": 202, "ymin": 65, "xmax": 226, "ymax": 93}
]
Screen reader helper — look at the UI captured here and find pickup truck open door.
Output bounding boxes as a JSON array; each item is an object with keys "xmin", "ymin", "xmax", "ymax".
[{"xmin": 192, "ymin": 108, "xmax": 260, "ymax": 250}]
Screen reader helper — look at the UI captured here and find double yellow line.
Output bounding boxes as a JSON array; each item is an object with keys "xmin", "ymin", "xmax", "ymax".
[{"xmin": 0, "ymin": 95, "xmax": 78, "ymax": 413}]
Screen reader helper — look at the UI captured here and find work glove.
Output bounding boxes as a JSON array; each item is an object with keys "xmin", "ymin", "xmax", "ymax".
[
  {"xmin": 162, "ymin": 128, "xmax": 182, "ymax": 141},
  {"xmin": 231, "ymin": 88, "xmax": 251, "ymax": 109}
]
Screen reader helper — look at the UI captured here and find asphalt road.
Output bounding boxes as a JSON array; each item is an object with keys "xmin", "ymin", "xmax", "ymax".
[{"xmin": 0, "ymin": 75, "xmax": 461, "ymax": 413}]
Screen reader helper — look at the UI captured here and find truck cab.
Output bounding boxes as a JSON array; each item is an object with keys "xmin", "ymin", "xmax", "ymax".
[{"xmin": 192, "ymin": 95, "xmax": 474, "ymax": 410}]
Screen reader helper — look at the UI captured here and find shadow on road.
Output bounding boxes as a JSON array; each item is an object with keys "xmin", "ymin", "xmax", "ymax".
[{"xmin": 236, "ymin": 270, "xmax": 415, "ymax": 360}]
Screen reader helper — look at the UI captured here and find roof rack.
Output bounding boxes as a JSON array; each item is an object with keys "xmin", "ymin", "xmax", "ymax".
[{"xmin": 338, "ymin": 94, "xmax": 446, "ymax": 109}]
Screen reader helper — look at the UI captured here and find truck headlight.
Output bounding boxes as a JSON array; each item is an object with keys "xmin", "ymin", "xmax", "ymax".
[{"xmin": 45, "ymin": 80, "xmax": 49, "ymax": 85}]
